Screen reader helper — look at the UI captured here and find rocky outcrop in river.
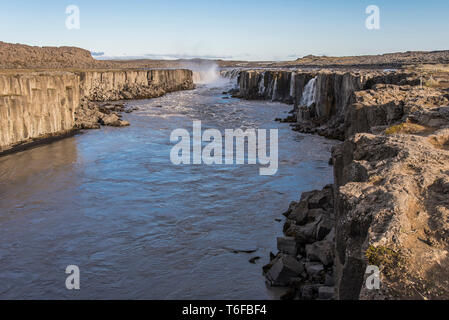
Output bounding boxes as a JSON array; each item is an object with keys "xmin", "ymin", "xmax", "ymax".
[
  {"xmin": 74, "ymin": 69, "xmax": 194, "ymax": 129},
  {"xmin": 230, "ymin": 68, "xmax": 449, "ymax": 299},
  {"xmin": 0, "ymin": 69, "xmax": 194, "ymax": 154}
]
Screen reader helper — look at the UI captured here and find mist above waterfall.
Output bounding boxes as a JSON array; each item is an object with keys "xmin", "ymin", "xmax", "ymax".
[{"xmin": 183, "ymin": 62, "xmax": 227, "ymax": 86}]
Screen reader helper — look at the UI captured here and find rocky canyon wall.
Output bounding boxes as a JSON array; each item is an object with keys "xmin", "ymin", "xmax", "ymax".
[
  {"xmin": 0, "ymin": 69, "xmax": 194, "ymax": 153},
  {"xmin": 332, "ymin": 86, "xmax": 449, "ymax": 300},
  {"xmin": 232, "ymin": 69, "xmax": 419, "ymax": 139},
  {"xmin": 79, "ymin": 69, "xmax": 194, "ymax": 101},
  {"xmin": 0, "ymin": 72, "xmax": 79, "ymax": 153},
  {"xmin": 232, "ymin": 68, "xmax": 449, "ymax": 300}
]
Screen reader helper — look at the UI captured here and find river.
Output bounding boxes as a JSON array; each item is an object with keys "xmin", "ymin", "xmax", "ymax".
[{"xmin": 0, "ymin": 77, "xmax": 335, "ymax": 299}]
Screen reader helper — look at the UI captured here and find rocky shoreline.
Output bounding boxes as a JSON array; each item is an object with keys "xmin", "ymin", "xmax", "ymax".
[
  {"xmin": 74, "ymin": 100, "xmax": 134, "ymax": 129},
  {"xmin": 74, "ymin": 69, "xmax": 195, "ymax": 130},
  {"xmin": 264, "ymin": 185, "xmax": 336, "ymax": 300},
  {"xmin": 227, "ymin": 68, "xmax": 449, "ymax": 299}
]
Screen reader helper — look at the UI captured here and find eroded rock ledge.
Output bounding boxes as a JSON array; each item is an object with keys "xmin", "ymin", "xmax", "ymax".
[
  {"xmin": 334, "ymin": 131, "xmax": 449, "ymax": 299},
  {"xmin": 229, "ymin": 69, "xmax": 449, "ymax": 299},
  {"xmin": 74, "ymin": 69, "xmax": 194, "ymax": 130},
  {"xmin": 0, "ymin": 69, "xmax": 194, "ymax": 154}
]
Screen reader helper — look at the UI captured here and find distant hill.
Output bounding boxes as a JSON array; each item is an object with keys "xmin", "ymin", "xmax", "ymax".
[
  {"xmin": 283, "ymin": 51, "xmax": 449, "ymax": 68},
  {"xmin": 0, "ymin": 41, "xmax": 99, "ymax": 69},
  {"xmin": 1, "ymin": 41, "xmax": 448, "ymax": 70}
]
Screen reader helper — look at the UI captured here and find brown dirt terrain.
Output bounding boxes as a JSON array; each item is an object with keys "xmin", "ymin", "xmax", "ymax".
[
  {"xmin": 0, "ymin": 41, "xmax": 184, "ymax": 70},
  {"xmin": 2, "ymin": 41, "xmax": 449, "ymax": 71},
  {"xmin": 275, "ymin": 51, "xmax": 449, "ymax": 69}
]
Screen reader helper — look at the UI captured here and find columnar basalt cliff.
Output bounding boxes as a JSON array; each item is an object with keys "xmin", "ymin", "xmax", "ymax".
[
  {"xmin": 233, "ymin": 69, "xmax": 419, "ymax": 139},
  {"xmin": 235, "ymin": 69, "xmax": 315, "ymax": 103},
  {"xmin": 79, "ymin": 69, "xmax": 194, "ymax": 101},
  {"xmin": 229, "ymin": 68, "xmax": 449, "ymax": 299},
  {"xmin": 0, "ymin": 72, "xmax": 80, "ymax": 153},
  {"xmin": 74, "ymin": 69, "xmax": 194, "ymax": 129},
  {"xmin": 0, "ymin": 69, "xmax": 194, "ymax": 153}
]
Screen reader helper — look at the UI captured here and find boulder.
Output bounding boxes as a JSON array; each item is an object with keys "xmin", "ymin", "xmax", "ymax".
[
  {"xmin": 318, "ymin": 286, "xmax": 335, "ymax": 300},
  {"xmin": 306, "ymin": 208, "xmax": 326, "ymax": 223},
  {"xmin": 308, "ymin": 186, "xmax": 333, "ymax": 210},
  {"xmin": 277, "ymin": 237, "xmax": 297, "ymax": 255},
  {"xmin": 300, "ymin": 284, "xmax": 320, "ymax": 300},
  {"xmin": 300, "ymin": 190, "xmax": 318, "ymax": 202},
  {"xmin": 305, "ymin": 262, "xmax": 324, "ymax": 278},
  {"xmin": 316, "ymin": 216, "xmax": 334, "ymax": 241},
  {"xmin": 265, "ymin": 254, "xmax": 305, "ymax": 287},
  {"xmin": 325, "ymin": 228, "xmax": 335, "ymax": 242},
  {"xmin": 100, "ymin": 113, "xmax": 130, "ymax": 127},
  {"xmin": 285, "ymin": 219, "xmax": 321, "ymax": 243},
  {"xmin": 288, "ymin": 201, "xmax": 308, "ymax": 224},
  {"xmin": 289, "ymin": 277, "xmax": 305, "ymax": 289},
  {"xmin": 325, "ymin": 273, "xmax": 335, "ymax": 287},
  {"xmin": 100, "ymin": 113, "xmax": 119, "ymax": 125},
  {"xmin": 79, "ymin": 121, "xmax": 100, "ymax": 130},
  {"xmin": 305, "ymin": 240, "xmax": 334, "ymax": 266}
]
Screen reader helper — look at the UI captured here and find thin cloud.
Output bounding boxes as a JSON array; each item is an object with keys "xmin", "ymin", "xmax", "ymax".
[
  {"xmin": 90, "ymin": 51, "xmax": 105, "ymax": 57},
  {"xmin": 92, "ymin": 51, "xmax": 303, "ymax": 61},
  {"xmin": 95, "ymin": 53, "xmax": 235, "ymax": 61}
]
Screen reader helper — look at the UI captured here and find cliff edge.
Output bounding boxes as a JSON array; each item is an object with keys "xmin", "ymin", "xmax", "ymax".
[{"xmin": 231, "ymin": 68, "xmax": 449, "ymax": 299}]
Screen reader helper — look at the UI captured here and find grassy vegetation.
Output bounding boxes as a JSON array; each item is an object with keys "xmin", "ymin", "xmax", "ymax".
[
  {"xmin": 424, "ymin": 77, "xmax": 441, "ymax": 88},
  {"xmin": 0, "ymin": 93, "xmax": 22, "ymax": 97},
  {"xmin": 408, "ymin": 64, "xmax": 449, "ymax": 89},
  {"xmin": 365, "ymin": 245, "xmax": 403, "ymax": 276},
  {"xmin": 385, "ymin": 122, "xmax": 430, "ymax": 135},
  {"xmin": 416, "ymin": 64, "xmax": 449, "ymax": 73}
]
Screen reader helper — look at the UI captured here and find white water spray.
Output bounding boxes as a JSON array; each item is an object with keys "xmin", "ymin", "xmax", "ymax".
[
  {"xmin": 185, "ymin": 62, "xmax": 227, "ymax": 86},
  {"xmin": 192, "ymin": 64, "xmax": 221, "ymax": 84},
  {"xmin": 258, "ymin": 72, "xmax": 266, "ymax": 95},
  {"xmin": 221, "ymin": 68, "xmax": 241, "ymax": 80},
  {"xmin": 271, "ymin": 78, "xmax": 278, "ymax": 101},
  {"xmin": 220, "ymin": 68, "xmax": 241, "ymax": 89},
  {"xmin": 300, "ymin": 76, "xmax": 317, "ymax": 107},
  {"xmin": 290, "ymin": 72, "xmax": 296, "ymax": 98}
]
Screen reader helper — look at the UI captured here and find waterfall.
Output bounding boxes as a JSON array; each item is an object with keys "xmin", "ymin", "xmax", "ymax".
[
  {"xmin": 220, "ymin": 68, "xmax": 240, "ymax": 80},
  {"xmin": 300, "ymin": 76, "xmax": 317, "ymax": 107},
  {"xmin": 290, "ymin": 72, "xmax": 296, "ymax": 98},
  {"xmin": 220, "ymin": 68, "xmax": 241, "ymax": 89},
  {"xmin": 258, "ymin": 72, "xmax": 266, "ymax": 95},
  {"xmin": 271, "ymin": 77, "xmax": 278, "ymax": 101}
]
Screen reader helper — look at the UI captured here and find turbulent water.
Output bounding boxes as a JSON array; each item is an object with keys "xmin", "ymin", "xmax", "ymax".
[{"xmin": 0, "ymin": 77, "xmax": 335, "ymax": 299}]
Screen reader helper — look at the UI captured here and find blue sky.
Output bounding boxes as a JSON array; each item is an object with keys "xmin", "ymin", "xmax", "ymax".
[{"xmin": 1, "ymin": 0, "xmax": 448, "ymax": 60}]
